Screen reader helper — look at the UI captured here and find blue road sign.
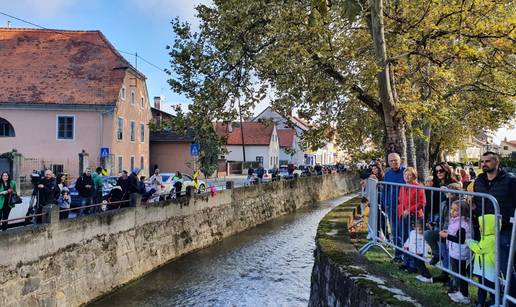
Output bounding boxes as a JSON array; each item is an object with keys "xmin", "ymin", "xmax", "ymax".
[
  {"xmin": 100, "ymin": 147, "xmax": 110, "ymax": 158},
  {"xmin": 190, "ymin": 143, "xmax": 200, "ymax": 156}
]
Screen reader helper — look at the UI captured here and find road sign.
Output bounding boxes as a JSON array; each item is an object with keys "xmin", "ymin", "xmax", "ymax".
[
  {"xmin": 100, "ymin": 147, "xmax": 110, "ymax": 158},
  {"xmin": 190, "ymin": 143, "xmax": 200, "ymax": 156}
]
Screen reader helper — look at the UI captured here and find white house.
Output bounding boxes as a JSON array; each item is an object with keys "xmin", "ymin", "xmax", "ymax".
[
  {"xmin": 215, "ymin": 122, "xmax": 280, "ymax": 169},
  {"xmin": 277, "ymin": 129, "xmax": 304, "ymax": 165}
]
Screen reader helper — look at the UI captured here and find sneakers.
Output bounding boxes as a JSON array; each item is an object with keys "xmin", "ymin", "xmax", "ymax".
[
  {"xmin": 448, "ymin": 292, "xmax": 471, "ymax": 304},
  {"xmin": 416, "ymin": 275, "xmax": 433, "ymax": 283}
]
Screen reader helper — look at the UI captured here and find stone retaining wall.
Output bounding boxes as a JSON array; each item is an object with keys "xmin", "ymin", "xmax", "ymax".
[{"xmin": 0, "ymin": 173, "xmax": 358, "ymax": 307}]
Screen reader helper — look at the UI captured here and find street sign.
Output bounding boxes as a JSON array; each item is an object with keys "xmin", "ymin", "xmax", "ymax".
[
  {"xmin": 100, "ymin": 147, "xmax": 110, "ymax": 158},
  {"xmin": 190, "ymin": 143, "xmax": 200, "ymax": 156}
]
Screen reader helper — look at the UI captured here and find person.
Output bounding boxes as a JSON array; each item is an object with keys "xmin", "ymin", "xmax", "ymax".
[
  {"xmin": 247, "ymin": 166, "xmax": 254, "ymax": 186},
  {"xmin": 0, "ymin": 172, "xmax": 17, "ymax": 231},
  {"xmin": 55, "ymin": 173, "xmax": 68, "ymax": 197},
  {"xmin": 128, "ymin": 168, "xmax": 140, "ymax": 207},
  {"xmin": 397, "ymin": 167, "xmax": 425, "ymax": 270},
  {"xmin": 148, "ymin": 168, "xmax": 163, "ymax": 201},
  {"xmin": 383, "ymin": 152, "xmax": 405, "ymax": 262},
  {"xmin": 440, "ymin": 200, "xmax": 471, "ymax": 304},
  {"xmin": 469, "ymin": 167, "xmax": 477, "ymax": 180},
  {"xmin": 193, "ymin": 170, "xmax": 200, "ymax": 193},
  {"xmin": 314, "ymin": 164, "xmax": 322, "ymax": 176},
  {"xmin": 370, "ymin": 161, "xmax": 384, "ymax": 181},
  {"xmin": 116, "ymin": 170, "xmax": 130, "ymax": 201},
  {"xmin": 427, "ymin": 162, "xmax": 455, "ymax": 223},
  {"xmin": 256, "ymin": 164, "xmax": 265, "ymax": 183},
  {"xmin": 138, "ymin": 176, "xmax": 147, "ymax": 194},
  {"xmin": 459, "ymin": 169, "xmax": 472, "ymax": 190},
  {"xmin": 92, "ymin": 167, "xmax": 104, "ymax": 209},
  {"xmin": 106, "ymin": 186, "xmax": 124, "ymax": 210},
  {"xmin": 76, "ymin": 169, "xmax": 95, "ymax": 215},
  {"xmin": 466, "ymin": 214, "xmax": 497, "ymax": 307},
  {"xmin": 287, "ymin": 163, "xmax": 294, "ymax": 177},
  {"xmin": 403, "ymin": 219, "xmax": 432, "ymax": 283},
  {"xmin": 58, "ymin": 188, "xmax": 71, "ymax": 220},
  {"xmin": 173, "ymin": 171, "xmax": 183, "ymax": 198},
  {"xmin": 36, "ymin": 170, "xmax": 58, "ymax": 223},
  {"xmin": 473, "ymin": 151, "xmax": 516, "ymax": 303}
]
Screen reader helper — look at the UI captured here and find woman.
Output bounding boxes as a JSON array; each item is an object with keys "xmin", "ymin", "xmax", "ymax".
[
  {"xmin": 426, "ymin": 162, "xmax": 455, "ymax": 222},
  {"xmin": 0, "ymin": 172, "xmax": 17, "ymax": 231},
  {"xmin": 370, "ymin": 161, "xmax": 384, "ymax": 181},
  {"xmin": 459, "ymin": 169, "xmax": 472, "ymax": 190}
]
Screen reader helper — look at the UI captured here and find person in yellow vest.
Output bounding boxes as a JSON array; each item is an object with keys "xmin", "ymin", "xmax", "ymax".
[{"xmin": 193, "ymin": 170, "xmax": 200, "ymax": 192}]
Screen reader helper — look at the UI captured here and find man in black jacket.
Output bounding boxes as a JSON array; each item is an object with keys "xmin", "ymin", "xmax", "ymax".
[
  {"xmin": 474, "ymin": 151, "xmax": 516, "ymax": 302},
  {"xmin": 76, "ymin": 168, "xmax": 94, "ymax": 215},
  {"xmin": 35, "ymin": 170, "xmax": 58, "ymax": 223}
]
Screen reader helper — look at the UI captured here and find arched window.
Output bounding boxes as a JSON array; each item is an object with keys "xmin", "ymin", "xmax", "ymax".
[{"xmin": 0, "ymin": 118, "xmax": 15, "ymax": 137}]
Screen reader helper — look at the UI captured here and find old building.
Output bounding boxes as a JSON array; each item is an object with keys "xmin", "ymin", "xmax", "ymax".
[{"xmin": 0, "ymin": 28, "xmax": 151, "ymax": 178}]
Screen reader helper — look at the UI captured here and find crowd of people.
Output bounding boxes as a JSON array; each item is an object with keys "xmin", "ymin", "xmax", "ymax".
[{"xmin": 361, "ymin": 151, "xmax": 516, "ymax": 305}]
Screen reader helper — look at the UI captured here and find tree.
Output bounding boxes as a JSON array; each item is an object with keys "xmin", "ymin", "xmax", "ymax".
[{"xmin": 167, "ymin": 0, "xmax": 516, "ymax": 175}]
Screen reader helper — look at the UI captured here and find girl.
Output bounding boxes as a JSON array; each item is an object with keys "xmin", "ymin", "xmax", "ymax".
[
  {"xmin": 58, "ymin": 188, "xmax": 71, "ymax": 220},
  {"xmin": 0, "ymin": 172, "xmax": 17, "ymax": 231},
  {"xmin": 403, "ymin": 219, "xmax": 432, "ymax": 283},
  {"xmin": 440, "ymin": 200, "xmax": 471, "ymax": 304}
]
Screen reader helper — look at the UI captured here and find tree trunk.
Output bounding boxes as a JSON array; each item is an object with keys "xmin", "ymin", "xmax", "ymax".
[
  {"xmin": 415, "ymin": 122, "xmax": 431, "ymax": 181},
  {"xmin": 406, "ymin": 126, "xmax": 417, "ymax": 169},
  {"xmin": 370, "ymin": 0, "xmax": 407, "ymax": 158}
]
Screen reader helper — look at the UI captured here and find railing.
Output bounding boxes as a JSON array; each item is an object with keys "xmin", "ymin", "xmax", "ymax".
[
  {"xmin": 360, "ymin": 178, "xmax": 511, "ymax": 306},
  {"xmin": 503, "ymin": 210, "xmax": 516, "ymax": 307}
]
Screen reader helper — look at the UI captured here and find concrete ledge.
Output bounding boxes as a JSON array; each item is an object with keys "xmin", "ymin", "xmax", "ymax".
[{"xmin": 308, "ymin": 198, "xmax": 422, "ymax": 307}]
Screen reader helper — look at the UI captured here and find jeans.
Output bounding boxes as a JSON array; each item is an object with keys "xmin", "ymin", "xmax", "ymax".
[
  {"xmin": 397, "ymin": 216, "xmax": 411, "ymax": 264},
  {"xmin": 450, "ymin": 258, "xmax": 468, "ymax": 296},
  {"xmin": 79, "ymin": 196, "xmax": 93, "ymax": 216},
  {"xmin": 412, "ymin": 255, "xmax": 431, "ymax": 278},
  {"xmin": 386, "ymin": 205, "xmax": 402, "ymax": 259},
  {"xmin": 1, "ymin": 204, "xmax": 12, "ymax": 231}
]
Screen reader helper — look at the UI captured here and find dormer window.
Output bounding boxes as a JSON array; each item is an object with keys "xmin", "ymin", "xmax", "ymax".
[{"xmin": 120, "ymin": 86, "xmax": 126, "ymax": 100}]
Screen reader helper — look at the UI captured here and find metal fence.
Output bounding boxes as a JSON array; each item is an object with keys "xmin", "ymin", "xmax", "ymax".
[{"xmin": 360, "ymin": 178, "xmax": 513, "ymax": 306}]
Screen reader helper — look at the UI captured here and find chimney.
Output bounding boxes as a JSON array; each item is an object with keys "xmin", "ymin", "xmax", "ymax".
[
  {"xmin": 7, "ymin": 21, "xmax": 11, "ymax": 28},
  {"xmin": 153, "ymin": 96, "xmax": 161, "ymax": 110}
]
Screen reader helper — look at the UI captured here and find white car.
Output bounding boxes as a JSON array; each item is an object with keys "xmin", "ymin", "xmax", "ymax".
[{"xmin": 147, "ymin": 172, "xmax": 206, "ymax": 199}]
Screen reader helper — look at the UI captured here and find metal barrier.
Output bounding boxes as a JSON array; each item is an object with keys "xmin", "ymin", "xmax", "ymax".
[
  {"xmin": 503, "ymin": 210, "xmax": 516, "ymax": 306},
  {"xmin": 360, "ymin": 178, "xmax": 506, "ymax": 306}
]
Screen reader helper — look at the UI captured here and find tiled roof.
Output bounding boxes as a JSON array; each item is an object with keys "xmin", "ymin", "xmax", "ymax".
[
  {"xmin": 277, "ymin": 129, "xmax": 295, "ymax": 148},
  {"xmin": 0, "ymin": 28, "xmax": 136, "ymax": 105},
  {"xmin": 505, "ymin": 140, "xmax": 516, "ymax": 147},
  {"xmin": 215, "ymin": 122, "xmax": 273, "ymax": 145}
]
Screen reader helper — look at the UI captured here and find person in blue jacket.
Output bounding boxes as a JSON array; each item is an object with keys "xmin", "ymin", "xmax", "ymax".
[{"xmin": 383, "ymin": 152, "xmax": 405, "ymax": 262}]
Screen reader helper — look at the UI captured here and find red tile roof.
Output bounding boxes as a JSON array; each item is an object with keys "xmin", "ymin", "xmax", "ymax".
[
  {"xmin": 0, "ymin": 28, "xmax": 136, "ymax": 105},
  {"xmin": 215, "ymin": 122, "xmax": 274, "ymax": 145},
  {"xmin": 277, "ymin": 129, "xmax": 295, "ymax": 148},
  {"xmin": 506, "ymin": 140, "xmax": 516, "ymax": 147}
]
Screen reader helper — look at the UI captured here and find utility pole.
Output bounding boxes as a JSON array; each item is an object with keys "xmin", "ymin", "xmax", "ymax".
[{"xmin": 238, "ymin": 97, "xmax": 246, "ymax": 162}]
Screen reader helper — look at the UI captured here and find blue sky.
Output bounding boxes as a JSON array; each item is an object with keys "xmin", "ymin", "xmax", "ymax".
[{"xmin": 1, "ymin": 0, "xmax": 514, "ymax": 143}]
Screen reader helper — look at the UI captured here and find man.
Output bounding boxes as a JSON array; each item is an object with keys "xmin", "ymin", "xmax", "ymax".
[
  {"xmin": 76, "ymin": 168, "xmax": 94, "ymax": 215},
  {"xmin": 128, "ymin": 168, "xmax": 140, "ymax": 207},
  {"xmin": 256, "ymin": 164, "xmax": 265, "ymax": 183},
  {"xmin": 383, "ymin": 153, "xmax": 406, "ymax": 262},
  {"xmin": 148, "ymin": 168, "xmax": 163, "ymax": 201},
  {"xmin": 35, "ymin": 170, "xmax": 57, "ymax": 223},
  {"xmin": 474, "ymin": 151, "xmax": 516, "ymax": 302},
  {"xmin": 92, "ymin": 167, "xmax": 104, "ymax": 210},
  {"xmin": 116, "ymin": 170, "xmax": 130, "ymax": 201}
]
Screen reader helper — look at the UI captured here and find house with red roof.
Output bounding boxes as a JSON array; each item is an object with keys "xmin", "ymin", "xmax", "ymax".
[
  {"xmin": 0, "ymin": 28, "xmax": 151, "ymax": 179},
  {"xmin": 501, "ymin": 137, "xmax": 516, "ymax": 158},
  {"xmin": 215, "ymin": 122, "xmax": 280, "ymax": 170}
]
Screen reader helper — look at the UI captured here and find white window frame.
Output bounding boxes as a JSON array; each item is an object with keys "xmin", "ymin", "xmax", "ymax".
[
  {"xmin": 117, "ymin": 117, "xmax": 124, "ymax": 141},
  {"xmin": 120, "ymin": 86, "xmax": 126, "ymax": 100},
  {"xmin": 56, "ymin": 114, "xmax": 75, "ymax": 141},
  {"xmin": 117, "ymin": 156, "xmax": 123, "ymax": 174},
  {"xmin": 140, "ymin": 123, "xmax": 145, "ymax": 143},
  {"xmin": 130, "ymin": 156, "xmax": 135, "ymax": 171},
  {"xmin": 131, "ymin": 90, "xmax": 135, "ymax": 105},
  {"xmin": 130, "ymin": 120, "xmax": 136, "ymax": 142}
]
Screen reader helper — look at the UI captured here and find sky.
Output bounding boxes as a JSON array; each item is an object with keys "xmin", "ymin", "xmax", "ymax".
[{"xmin": 1, "ymin": 0, "xmax": 514, "ymax": 144}]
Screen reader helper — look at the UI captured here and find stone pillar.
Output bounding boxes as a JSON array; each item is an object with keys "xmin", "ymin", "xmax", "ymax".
[
  {"xmin": 43, "ymin": 204, "xmax": 59, "ymax": 224},
  {"xmin": 78, "ymin": 150, "xmax": 89, "ymax": 175},
  {"xmin": 11, "ymin": 149, "xmax": 22, "ymax": 191}
]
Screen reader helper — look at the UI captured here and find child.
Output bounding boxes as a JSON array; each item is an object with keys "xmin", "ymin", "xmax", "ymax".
[
  {"xmin": 466, "ymin": 214, "xmax": 497, "ymax": 306},
  {"xmin": 404, "ymin": 219, "xmax": 433, "ymax": 283},
  {"xmin": 440, "ymin": 200, "xmax": 471, "ymax": 304},
  {"xmin": 58, "ymin": 188, "xmax": 71, "ymax": 220}
]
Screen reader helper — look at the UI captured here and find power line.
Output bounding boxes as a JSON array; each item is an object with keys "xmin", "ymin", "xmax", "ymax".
[{"xmin": 0, "ymin": 11, "xmax": 167, "ymax": 74}]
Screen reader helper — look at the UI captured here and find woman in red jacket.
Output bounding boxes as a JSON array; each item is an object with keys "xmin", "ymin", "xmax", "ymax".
[{"xmin": 397, "ymin": 167, "xmax": 426, "ymax": 270}]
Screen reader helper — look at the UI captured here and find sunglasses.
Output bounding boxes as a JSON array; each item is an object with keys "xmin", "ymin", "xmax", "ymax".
[{"xmin": 436, "ymin": 169, "xmax": 446, "ymax": 173}]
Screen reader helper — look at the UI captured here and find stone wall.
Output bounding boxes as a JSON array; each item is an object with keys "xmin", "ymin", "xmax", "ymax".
[{"xmin": 0, "ymin": 173, "xmax": 358, "ymax": 307}]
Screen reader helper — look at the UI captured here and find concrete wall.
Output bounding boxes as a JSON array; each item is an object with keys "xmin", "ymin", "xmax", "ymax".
[
  {"xmin": 149, "ymin": 142, "xmax": 194, "ymax": 174},
  {"xmin": 0, "ymin": 173, "xmax": 358, "ymax": 307}
]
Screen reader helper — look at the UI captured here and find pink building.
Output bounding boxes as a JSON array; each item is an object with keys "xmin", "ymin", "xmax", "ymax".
[{"xmin": 0, "ymin": 28, "xmax": 151, "ymax": 179}]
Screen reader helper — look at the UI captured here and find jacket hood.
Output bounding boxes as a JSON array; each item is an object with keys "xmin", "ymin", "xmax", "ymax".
[{"xmin": 478, "ymin": 214, "xmax": 498, "ymax": 237}]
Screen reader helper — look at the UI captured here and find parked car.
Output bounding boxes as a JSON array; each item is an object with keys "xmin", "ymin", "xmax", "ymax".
[
  {"xmin": 298, "ymin": 165, "xmax": 312, "ymax": 177},
  {"xmin": 69, "ymin": 176, "xmax": 119, "ymax": 207},
  {"xmin": 263, "ymin": 169, "xmax": 281, "ymax": 182},
  {"xmin": 146, "ymin": 172, "xmax": 206, "ymax": 199},
  {"xmin": 278, "ymin": 165, "xmax": 291, "ymax": 179}
]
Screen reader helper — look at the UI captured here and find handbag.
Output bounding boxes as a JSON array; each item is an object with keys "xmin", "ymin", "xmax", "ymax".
[{"xmin": 10, "ymin": 193, "xmax": 23, "ymax": 205}]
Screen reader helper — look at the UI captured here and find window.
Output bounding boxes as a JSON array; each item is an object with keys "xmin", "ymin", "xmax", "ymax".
[
  {"xmin": 117, "ymin": 117, "xmax": 124, "ymax": 140},
  {"xmin": 140, "ymin": 123, "xmax": 145, "ymax": 143},
  {"xmin": 120, "ymin": 86, "xmax": 126, "ymax": 100},
  {"xmin": 130, "ymin": 121, "xmax": 135, "ymax": 142},
  {"xmin": 140, "ymin": 156, "xmax": 144, "ymax": 169},
  {"xmin": 57, "ymin": 115, "xmax": 74, "ymax": 140},
  {"xmin": 140, "ymin": 96, "xmax": 144, "ymax": 108},
  {"xmin": 130, "ymin": 156, "xmax": 135, "ymax": 170},
  {"xmin": 0, "ymin": 118, "xmax": 15, "ymax": 137},
  {"xmin": 256, "ymin": 156, "xmax": 263, "ymax": 164},
  {"xmin": 118, "ymin": 156, "xmax": 123, "ymax": 174},
  {"xmin": 52, "ymin": 164, "xmax": 64, "ymax": 175},
  {"xmin": 270, "ymin": 157, "xmax": 273, "ymax": 165},
  {"xmin": 131, "ymin": 91, "xmax": 135, "ymax": 105},
  {"xmin": 504, "ymin": 146, "xmax": 509, "ymax": 150}
]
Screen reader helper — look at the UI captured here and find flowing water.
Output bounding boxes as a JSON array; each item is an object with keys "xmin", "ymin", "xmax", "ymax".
[{"xmin": 90, "ymin": 194, "xmax": 356, "ymax": 307}]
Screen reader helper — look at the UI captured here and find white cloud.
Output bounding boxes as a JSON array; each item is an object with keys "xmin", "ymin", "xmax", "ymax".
[{"xmin": 1, "ymin": 0, "xmax": 79, "ymax": 19}]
